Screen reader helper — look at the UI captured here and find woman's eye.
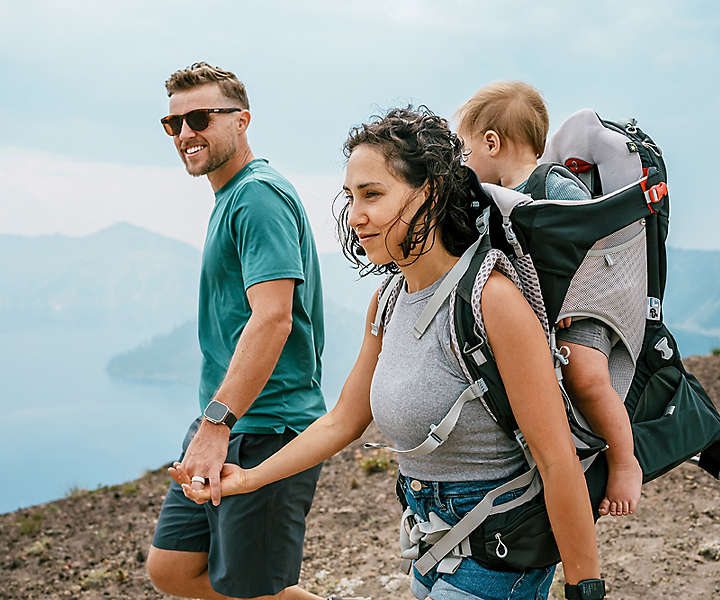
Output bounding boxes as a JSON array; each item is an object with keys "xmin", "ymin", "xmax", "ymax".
[
  {"xmin": 364, "ymin": 191, "xmax": 379, "ymax": 198},
  {"xmin": 344, "ymin": 195, "xmax": 354, "ymax": 204}
]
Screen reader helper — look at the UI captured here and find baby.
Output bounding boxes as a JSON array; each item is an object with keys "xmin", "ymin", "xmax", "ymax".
[{"xmin": 455, "ymin": 81, "xmax": 643, "ymax": 517}]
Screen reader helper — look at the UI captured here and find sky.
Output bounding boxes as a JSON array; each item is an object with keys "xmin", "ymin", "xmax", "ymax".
[{"xmin": 1, "ymin": 0, "xmax": 719, "ymax": 252}]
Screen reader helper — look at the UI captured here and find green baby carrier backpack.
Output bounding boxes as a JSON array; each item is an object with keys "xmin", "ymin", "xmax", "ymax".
[{"xmin": 370, "ymin": 109, "xmax": 720, "ymax": 574}]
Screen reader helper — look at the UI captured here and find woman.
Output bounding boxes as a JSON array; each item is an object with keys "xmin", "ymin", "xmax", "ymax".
[{"xmin": 171, "ymin": 107, "xmax": 601, "ymax": 600}]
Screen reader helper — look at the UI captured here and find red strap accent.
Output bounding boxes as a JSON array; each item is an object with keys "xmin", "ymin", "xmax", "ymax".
[
  {"xmin": 564, "ymin": 158, "xmax": 594, "ymax": 173},
  {"xmin": 648, "ymin": 182, "xmax": 668, "ymax": 204},
  {"xmin": 640, "ymin": 167, "xmax": 650, "ymax": 191}
]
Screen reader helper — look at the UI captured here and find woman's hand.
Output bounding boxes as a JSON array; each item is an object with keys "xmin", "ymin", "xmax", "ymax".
[{"xmin": 169, "ymin": 462, "xmax": 250, "ymax": 504}]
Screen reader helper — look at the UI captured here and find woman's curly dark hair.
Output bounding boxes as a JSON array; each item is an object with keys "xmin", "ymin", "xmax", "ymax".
[{"xmin": 335, "ymin": 106, "xmax": 478, "ymax": 275}]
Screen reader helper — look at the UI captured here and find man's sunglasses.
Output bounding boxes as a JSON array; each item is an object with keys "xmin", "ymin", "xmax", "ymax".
[{"xmin": 160, "ymin": 108, "xmax": 243, "ymax": 136}]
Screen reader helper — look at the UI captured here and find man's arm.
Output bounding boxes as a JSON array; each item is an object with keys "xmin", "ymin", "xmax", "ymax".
[{"xmin": 180, "ymin": 277, "xmax": 295, "ymax": 506}]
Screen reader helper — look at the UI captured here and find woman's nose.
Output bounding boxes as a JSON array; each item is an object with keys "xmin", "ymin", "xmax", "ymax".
[{"xmin": 347, "ymin": 202, "xmax": 366, "ymax": 229}]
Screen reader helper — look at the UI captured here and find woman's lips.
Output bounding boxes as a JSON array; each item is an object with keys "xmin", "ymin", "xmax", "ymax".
[{"xmin": 357, "ymin": 233, "xmax": 379, "ymax": 245}]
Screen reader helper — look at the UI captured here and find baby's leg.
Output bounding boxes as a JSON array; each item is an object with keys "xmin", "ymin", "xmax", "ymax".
[{"xmin": 559, "ymin": 324, "xmax": 642, "ymax": 517}]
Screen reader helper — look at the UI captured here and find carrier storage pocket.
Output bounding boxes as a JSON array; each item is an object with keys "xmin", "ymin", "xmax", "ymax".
[
  {"xmin": 632, "ymin": 366, "xmax": 720, "ymax": 480},
  {"xmin": 475, "ymin": 501, "xmax": 559, "ymax": 572}
]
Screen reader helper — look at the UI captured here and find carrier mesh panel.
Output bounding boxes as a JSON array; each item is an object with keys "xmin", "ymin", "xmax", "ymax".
[
  {"xmin": 470, "ymin": 249, "xmax": 524, "ymax": 356},
  {"xmin": 588, "ymin": 220, "xmax": 645, "ymax": 251},
  {"xmin": 607, "ymin": 343, "xmax": 636, "ymax": 402},
  {"xmin": 558, "ymin": 221, "xmax": 647, "ymax": 362},
  {"xmin": 512, "ymin": 255, "xmax": 551, "ymax": 340}
]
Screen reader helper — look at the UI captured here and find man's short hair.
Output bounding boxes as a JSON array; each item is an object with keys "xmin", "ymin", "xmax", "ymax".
[
  {"xmin": 165, "ymin": 62, "xmax": 249, "ymax": 110},
  {"xmin": 456, "ymin": 81, "xmax": 548, "ymax": 157}
]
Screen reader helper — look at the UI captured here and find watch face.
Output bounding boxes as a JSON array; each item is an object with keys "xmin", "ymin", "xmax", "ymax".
[{"xmin": 205, "ymin": 401, "xmax": 229, "ymax": 422}]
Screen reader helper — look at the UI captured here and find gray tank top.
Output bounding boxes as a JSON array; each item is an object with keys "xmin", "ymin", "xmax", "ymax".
[{"xmin": 370, "ymin": 274, "xmax": 524, "ymax": 482}]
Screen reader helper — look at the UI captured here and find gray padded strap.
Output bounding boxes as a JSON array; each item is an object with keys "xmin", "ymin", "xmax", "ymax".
[
  {"xmin": 413, "ymin": 451, "xmax": 600, "ymax": 575},
  {"xmin": 364, "ymin": 380, "xmax": 488, "ymax": 456},
  {"xmin": 413, "ymin": 237, "xmax": 481, "ymax": 339},
  {"xmin": 371, "ymin": 274, "xmax": 403, "ymax": 336}
]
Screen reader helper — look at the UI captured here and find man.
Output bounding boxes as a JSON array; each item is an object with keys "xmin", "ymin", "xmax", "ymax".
[{"xmin": 147, "ymin": 62, "xmax": 327, "ymax": 600}]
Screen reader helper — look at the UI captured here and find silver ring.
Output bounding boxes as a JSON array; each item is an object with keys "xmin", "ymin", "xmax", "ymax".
[{"xmin": 191, "ymin": 476, "xmax": 207, "ymax": 485}]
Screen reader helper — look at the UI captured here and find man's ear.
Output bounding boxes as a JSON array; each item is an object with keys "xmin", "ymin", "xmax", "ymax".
[
  {"xmin": 485, "ymin": 130, "xmax": 501, "ymax": 156},
  {"xmin": 236, "ymin": 109, "xmax": 251, "ymax": 133}
]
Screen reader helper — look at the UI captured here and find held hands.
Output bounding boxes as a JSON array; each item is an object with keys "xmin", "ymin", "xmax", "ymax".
[
  {"xmin": 171, "ymin": 419, "xmax": 230, "ymax": 506},
  {"xmin": 169, "ymin": 461, "xmax": 250, "ymax": 504}
]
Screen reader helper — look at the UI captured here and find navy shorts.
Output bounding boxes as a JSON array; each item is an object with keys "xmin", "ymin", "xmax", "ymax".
[
  {"xmin": 152, "ymin": 418, "xmax": 322, "ymax": 598},
  {"xmin": 398, "ymin": 474, "xmax": 555, "ymax": 600}
]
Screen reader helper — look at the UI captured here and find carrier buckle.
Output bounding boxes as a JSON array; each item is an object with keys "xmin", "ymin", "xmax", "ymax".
[
  {"xmin": 553, "ymin": 345, "xmax": 571, "ymax": 366},
  {"xmin": 645, "ymin": 181, "xmax": 668, "ymax": 212}
]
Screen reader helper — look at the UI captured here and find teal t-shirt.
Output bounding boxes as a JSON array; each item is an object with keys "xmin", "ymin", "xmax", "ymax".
[{"xmin": 198, "ymin": 158, "xmax": 326, "ymax": 434}]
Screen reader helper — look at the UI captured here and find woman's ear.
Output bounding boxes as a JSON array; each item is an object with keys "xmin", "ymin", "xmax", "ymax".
[{"xmin": 485, "ymin": 130, "xmax": 501, "ymax": 156}]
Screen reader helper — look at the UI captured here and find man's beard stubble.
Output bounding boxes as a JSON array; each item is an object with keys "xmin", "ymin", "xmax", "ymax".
[{"xmin": 185, "ymin": 139, "xmax": 237, "ymax": 177}]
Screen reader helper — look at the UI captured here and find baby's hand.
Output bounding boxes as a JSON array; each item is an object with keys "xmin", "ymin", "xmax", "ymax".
[{"xmin": 556, "ymin": 317, "xmax": 573, "ymax": 329}]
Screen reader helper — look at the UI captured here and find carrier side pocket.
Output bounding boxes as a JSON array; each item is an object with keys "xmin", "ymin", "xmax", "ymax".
[{"xmin": 632, "ymin": 369, "xmax": 720, "ymax": 481}]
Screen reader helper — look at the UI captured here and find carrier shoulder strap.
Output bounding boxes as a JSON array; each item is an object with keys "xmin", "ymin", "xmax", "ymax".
[
  {"xmin": 370, "ymin": 235, "xmax": 484, "ymax": 338},
  {"xmin": 524, "ymin": 162, "xmax": 591, "ymax": 201},
  {"xmin": 371, "ymin": 273, "xmax": 403, "ymax": 336},
  {"xmin": 453, "ymin": 246, "xmax": 520, "ymax": 439},
  {"xmin": 524, "ymin": 163, "xmax": 557, "ymax": 200}
]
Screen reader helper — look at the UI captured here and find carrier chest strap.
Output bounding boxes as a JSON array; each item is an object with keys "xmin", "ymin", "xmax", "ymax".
[
  {"xmin": 413, "ymin": 236, "xmax": 482, "ymax": 339},
  {"xmin": 364, "ymin": 380, "xmax": 488, "ymax": 456},
  {"xmin": 413, "ymin": 452, "xmax": 601, "ymax": 576}
]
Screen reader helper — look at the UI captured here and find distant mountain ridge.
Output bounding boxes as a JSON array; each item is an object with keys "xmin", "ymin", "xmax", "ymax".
[
  {"xmin": 0, "ymin": 223, "xmax": 200, "ymax": 333},
  {"xmin": 3, "ymin": 226, "xmax": 719, "ymax": 398}
]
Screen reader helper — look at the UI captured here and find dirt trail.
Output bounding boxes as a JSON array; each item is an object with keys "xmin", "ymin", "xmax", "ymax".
[{"xmin": 2, "ymin": 356, "xmax": 719, "ymax": 599}]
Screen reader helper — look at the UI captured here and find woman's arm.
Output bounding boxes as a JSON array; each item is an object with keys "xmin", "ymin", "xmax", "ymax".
[
  {"xmin": 172, "ymin": 290, "xmax": 383, "ymax": 501},
  {"xmin": 481, "ymin": 270, "xmax": 600, "ymax": 585}
]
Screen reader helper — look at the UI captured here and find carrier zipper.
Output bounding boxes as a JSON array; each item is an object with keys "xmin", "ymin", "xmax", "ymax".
[{"xmin": 494, "ymin": 533, "xmax": 509, "ymax": 558}]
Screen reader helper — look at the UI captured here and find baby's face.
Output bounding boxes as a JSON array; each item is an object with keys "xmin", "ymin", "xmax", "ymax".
[{"xmin": 460, "ymin": 130, "xmax": 498, "ymax": 184}]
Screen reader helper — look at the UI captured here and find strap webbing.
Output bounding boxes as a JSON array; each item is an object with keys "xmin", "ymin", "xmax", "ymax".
[
  {"xmin": 414, "ymin": 467, "xmax": 541, "ymax": 575},
  {"xmin": 413, "ymin": 452, "xmax": 600, "ymax": 575},
  {"xmin": 371, "ymin": 274, "xmax": 403, "ymax": 336},
  {"xmin": 413, "ymin": 236, "xmax": 482, "ymax": 339},
  {"xmin": 364, "ymin": 380, "xmax": 488, "ymax": 456}
]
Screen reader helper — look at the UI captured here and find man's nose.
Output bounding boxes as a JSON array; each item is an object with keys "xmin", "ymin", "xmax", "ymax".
[{"xmin": 177, "ymin": 118, "xmax": 195, "ymax": 141}]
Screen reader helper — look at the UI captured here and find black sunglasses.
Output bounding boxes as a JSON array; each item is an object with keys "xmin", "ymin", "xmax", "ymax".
[{"xmin": 160, "ymin": 108, "xmax": 243, "ymax": 136}]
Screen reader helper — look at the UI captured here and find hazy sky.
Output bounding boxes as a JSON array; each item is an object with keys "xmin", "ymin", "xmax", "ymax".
[{"xmin": 1, "ymin": 1, "xmax": 718, "ymax": 252}]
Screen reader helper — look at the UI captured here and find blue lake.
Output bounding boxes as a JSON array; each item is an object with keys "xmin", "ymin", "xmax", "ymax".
[{"xmin": 0, "ymin": 326, "xmax": 202, "ymax": 514}]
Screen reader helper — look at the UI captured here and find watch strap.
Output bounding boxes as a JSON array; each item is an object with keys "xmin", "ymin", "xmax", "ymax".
[{"xmin": 565, "ymin": 579, "xmax": 605, "ymax": 600}]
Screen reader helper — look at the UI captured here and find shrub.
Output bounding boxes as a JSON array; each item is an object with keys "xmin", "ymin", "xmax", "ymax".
[
  {"xmin": 16, "ymin": 511, "xmax": 44, "ymax": 535},
  {"xmin": 359, "ymin": 450, "xmax": 391, "ymax": 474}
]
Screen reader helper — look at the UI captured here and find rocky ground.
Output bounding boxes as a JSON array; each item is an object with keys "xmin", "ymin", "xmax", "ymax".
[{"xmin": 2, "ymin": 355, "xmax": 720, "ymax": 599}]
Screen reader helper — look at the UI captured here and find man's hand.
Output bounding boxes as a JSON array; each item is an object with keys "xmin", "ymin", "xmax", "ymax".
[{"xmin": 177, "ymin": 419, "xmax": 230, "ymax": 506}]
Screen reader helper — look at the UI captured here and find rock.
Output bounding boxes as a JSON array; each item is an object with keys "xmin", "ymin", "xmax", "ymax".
[{"xmin": 698, "ymin": 541, "xmax": 720, "ymax": 561}]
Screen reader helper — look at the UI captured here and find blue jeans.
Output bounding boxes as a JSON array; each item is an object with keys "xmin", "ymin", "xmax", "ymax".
[{"xmin": 398, "ymin": 474, "xmax": 555, "ymax": 600}]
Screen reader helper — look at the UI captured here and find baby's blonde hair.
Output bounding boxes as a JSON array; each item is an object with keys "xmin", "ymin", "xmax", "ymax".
[{"xmin": 456, "ymin": 81, "xmax": 549, "ymax": 157}]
